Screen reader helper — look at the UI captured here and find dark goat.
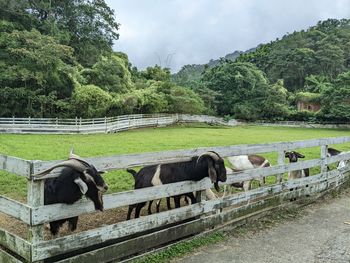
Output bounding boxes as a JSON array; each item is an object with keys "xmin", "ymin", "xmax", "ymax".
[
  {"xmin": 285, "ymin": 151, "xmax": 309, "ymax": 179},
  {"xmin": 35, "ymin": 152, "xmax": 108, "ymax": 235},
  {"xmin": 126, "ymin": 151, "xmax": 227, "ymax": 220}
]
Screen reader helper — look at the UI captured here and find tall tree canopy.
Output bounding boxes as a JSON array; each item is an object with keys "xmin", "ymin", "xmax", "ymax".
[
  {"xmin": 202, "ymin": 62, "xmax": 287, "ymax": 120},
  {"xmin": 0, "ymin": 0, "xmax": 119, "ymax": 66}
]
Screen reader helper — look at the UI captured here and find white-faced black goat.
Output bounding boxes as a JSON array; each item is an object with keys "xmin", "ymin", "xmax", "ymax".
[
  {"xmin": 285, "ymin": 151, "xmax": 309, "ymax": 179},
  {"xmin": 126, "ymin": 151, "xmax": 227, "ymax": 220},
  {"xmin": 226, "ymin": 155, "xmax": 271, "ymax": 192},
  {"xmin": 35, "ymin": 151, "xmax": 108, "ymax": 235}
]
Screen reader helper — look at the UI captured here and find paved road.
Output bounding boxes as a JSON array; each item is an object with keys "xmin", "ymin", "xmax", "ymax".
[{"xmin": 178, "ymin": 192, "xmax": 350, "ymax": 263}]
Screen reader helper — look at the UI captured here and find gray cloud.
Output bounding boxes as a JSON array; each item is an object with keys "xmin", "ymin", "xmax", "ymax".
[{"xmin": 106, "ymin": 0, "xmax": 350, "ymax": 72}]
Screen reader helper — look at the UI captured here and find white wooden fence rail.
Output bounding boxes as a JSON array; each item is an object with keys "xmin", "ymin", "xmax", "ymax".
[
  {"xmin": 0, "ymin": 114, "xmax": 235, "ymax": 134},
  {"xmin": 0, "ymin": 136, "xmax": 350, "ymax": 262}
]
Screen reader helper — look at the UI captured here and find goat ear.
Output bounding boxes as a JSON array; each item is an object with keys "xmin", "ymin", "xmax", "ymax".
[
  {"xmin": 208, "ymin": 164, "xmax": 217, "ymax": 184},
  {"xmin": 83, "ymin": 171, "xmax": 95, "ymax": 183},
  {"xmin": 297, "ymin": 153, "xmax": 305, "ymax": 158},
  {"xmin": 285, "ymin": 152, "xmax": 290, "ymax": 158},
  {"xmin": 74, "ymin": 178, "xmax": 88, "ymax": 194}
]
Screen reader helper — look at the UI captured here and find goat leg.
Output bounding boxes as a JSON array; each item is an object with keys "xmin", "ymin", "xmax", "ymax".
[
  {"xmin": 156, "ymin": 199, "xmax": 162, "ymax": 213},
  {"xmin": 147, "ymin": 200, "xmax": 153, "ymax": 215},
  {"xmin": 174, "ymin": 195, "xmax": 181, "ymax": 208},
  {"xmin": 127, "ymin": 205, "xmax": 135, "ymax": 220},
  {"xmin": 68, "ymin": 217, "xmax": 78, "ymax": 232},
  {"xmin": 135, "ymin": 202, "xmax": 146, "ymax": 218},
  {"xmin": 166, "ymin": 197, "xmax": 172, "ymax": 210}
]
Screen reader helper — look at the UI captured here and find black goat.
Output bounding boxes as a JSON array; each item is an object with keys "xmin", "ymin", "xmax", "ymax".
[
  {"xmin": 126, "ymin": 151, "xmax": 227, "ymax": 220},
  {"xmin": 35, "ymin": 152, "xmax": 108, "ymax": 235},
  {"xmin": 285, "ymin": 151, "xmax": 309, "ymax": 179}
]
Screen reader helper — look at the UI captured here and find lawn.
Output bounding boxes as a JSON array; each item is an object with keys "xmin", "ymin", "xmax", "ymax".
[{"xmin": 1, "ymin": 123, "xmax": 349, "ymax": 201}]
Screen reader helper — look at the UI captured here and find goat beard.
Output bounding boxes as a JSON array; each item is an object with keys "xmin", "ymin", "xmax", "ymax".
[
  {"xmin": 95, "ymin": 191, "xmax": 104, "ymax": 211},
  {"xmin": 214, "ymin": 182, "xmax": 220, "ymax": 192}
]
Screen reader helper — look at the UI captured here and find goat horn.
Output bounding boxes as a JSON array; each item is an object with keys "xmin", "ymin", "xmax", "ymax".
[
  {"xmin": 197, "ymin": 151, "xmax": 220, "ymax": 163},
  {"xmin": 34, "ymin": 159, "xmax": 88, "ymax": 177},
  {"xmin": 68, "ymin": 152, "xmax": 92, "ymax": 168}
]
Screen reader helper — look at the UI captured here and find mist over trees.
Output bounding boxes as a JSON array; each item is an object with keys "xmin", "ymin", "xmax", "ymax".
[{"xmin": 0, "ymin": 1, "xmax": 349, "ymax": 122}]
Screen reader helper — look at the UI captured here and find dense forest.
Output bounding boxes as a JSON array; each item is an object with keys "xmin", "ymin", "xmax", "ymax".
[
  {"xmin": 1, "ymin": 1, "xmax": 349, "ymax": 122},
  {"xmin": 0, "ymin": 0, "xmax": 205, "ymax": 118},
  {"xmin": 174, "ymin": 19, "xmax": 350, "ymax": 122}
]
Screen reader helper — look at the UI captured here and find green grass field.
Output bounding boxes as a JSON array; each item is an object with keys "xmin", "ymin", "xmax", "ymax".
[{"xmin": 1, "ymin": 123, "xmax": 349, "ymax": 201}]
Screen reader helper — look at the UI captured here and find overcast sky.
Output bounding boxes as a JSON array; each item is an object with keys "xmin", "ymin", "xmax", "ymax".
[{"xmin": 106, "ymin": 0, "xmax": 350, "ymax": 72}]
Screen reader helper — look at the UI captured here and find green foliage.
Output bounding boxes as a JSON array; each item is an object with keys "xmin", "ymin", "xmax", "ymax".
[
  {"xmin": 238, "ymin": 18, "xmax": 350, "ymax": 91},
  {"xmin": 166, "ymin": 86, "xmax": 205, "ymax": 114},
  {"xmin": 295, "ymin": 92, "xmax": 321, "ymax": 103},
  {"xmin": 286, "ymin": 110, "xmax": 317, "ymax": 122},
  {"xmin": 72, "ymin": 84, "xmax": 113, "ymax": 118},
  {"xmin": 141, "ymin": 65, "xmax": 171, "ymax": 82},
  {"xmin": 0, "ymin": 26, "xmax": 75, "ymax": 117},
  {"xmin": 82, "ymin": 52, "xmax": 133, "ymax": 93},
  {"xmin": 202, "ymin": 61, "xmax": 286, "ymax": 120},
  {"xmin": 0, "ymin": 0, "xmax": 120, "ymax": 67},
  {"xmin": 320, "ymin": 70, "xmax": 350, "ymax": 122}
]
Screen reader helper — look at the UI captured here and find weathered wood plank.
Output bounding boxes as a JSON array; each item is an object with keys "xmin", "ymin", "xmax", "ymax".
[
  {"xmin": 0, "ymin": 227, "xmax": 31, "ymax": 261},
  {"xmin": 32, "ymin": 204, "xmax": 205, "ymax": 260},
  {"xmin": 32, "ymin": 137, "xmax": 350, "ymax": 176},
  {"xmin": 31, "ymin": 178, "xmax": 211, "ymax": 225},
  {"xmin": 0, "ymin": 248, "xmax": 23, "ymax": 263},
  {"xmin": 31, "ymin": 168, "xmax": 347, "ymax": 260},
  {"xmin": 31, "ymin": 157, "xmax": 350, "ymax": 225},
  {"xmin": 51, "ymin": 182, "xmax": 333, "ymax": 263},
  {"xmin": 0, "ymin": 196, "xmax": 30, "ymax": 224},
  {"xmin": 27, "ymin": 160, "xmax": 45, "ymax": 263},
  {"xmin": 0, "ymin": 155, "xmax": 31, "ymax": 177}
]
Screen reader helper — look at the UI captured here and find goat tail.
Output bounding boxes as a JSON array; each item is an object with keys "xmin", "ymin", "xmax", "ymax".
[{"xmin": 126, "ymin": 168, "xmax": 138, "ymax": 179}]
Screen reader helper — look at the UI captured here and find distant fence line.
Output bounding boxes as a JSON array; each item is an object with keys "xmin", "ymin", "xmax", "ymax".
[
  {"xmin": 252, "ymin": 121, "xmax": 350, "ymax": 129},
  {"xmin": 1, "ymin": 115, "xmax": 349, "ymax": 134},
  {"xmin": 0, "ymin": 114, "xmax": 238, "ymax": 134}
]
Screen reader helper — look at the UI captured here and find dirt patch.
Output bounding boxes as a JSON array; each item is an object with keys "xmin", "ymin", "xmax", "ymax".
[{"xmin": 0, "ymin": 197, "xmax": 191, "ymax": 240}]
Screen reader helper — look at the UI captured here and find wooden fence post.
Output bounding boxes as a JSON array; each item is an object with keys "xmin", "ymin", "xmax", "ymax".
[
  {"xmin": 277, "ymin": 150, "xmax": 285, "ymax": 183},
  {"xmin": 196, "ymin": 188, "xmax": 207, "ymax": 217},
  {"xmin": 105, "ymin": 116, "xmax": 107, "ymax": 133},
  {"xmin": 27, "ymin": 161, "xmax": 44, "ymax": 263},
  {"xmin": 321, "ymin": 145, "xmax": 328, "ymax": 174}
]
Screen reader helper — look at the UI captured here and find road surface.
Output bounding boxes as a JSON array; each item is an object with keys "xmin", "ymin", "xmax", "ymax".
[{"xmin": 178, "ymin": 192, "xmax": 350, "ymax": 263}]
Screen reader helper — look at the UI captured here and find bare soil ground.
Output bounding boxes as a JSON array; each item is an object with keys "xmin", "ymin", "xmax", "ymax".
[{"xmin": 0, "ymin": 197, "xmax": 192, "ymax": 240}]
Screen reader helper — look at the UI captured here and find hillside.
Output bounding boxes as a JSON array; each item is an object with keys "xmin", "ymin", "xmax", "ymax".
[{"xmin": 172, "ymin": 49, "xmax": 255, "ymax": 87}]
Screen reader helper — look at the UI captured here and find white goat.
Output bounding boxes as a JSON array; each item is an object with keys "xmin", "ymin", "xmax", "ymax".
[{"xmin": 225, "ymin": 155, "xmax": 270, "ymax": 194}]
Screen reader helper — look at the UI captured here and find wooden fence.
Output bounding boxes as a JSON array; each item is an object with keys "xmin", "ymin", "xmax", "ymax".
[
  {"xmin": 0, "ymin": 114, "xmax": 235, "ymax": 134},
  {"xmin": 1, "ymin": 137, "xmax": 350, "ymax": 262}
]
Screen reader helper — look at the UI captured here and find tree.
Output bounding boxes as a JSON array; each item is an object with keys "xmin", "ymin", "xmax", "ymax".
[
  {"xmin": 0, "ymin": 0, "xmax": 120, "ymax": 67},
  {"xmin": 166, "ymin": 86, "xmax": 205, "ymax": 114},
  {"xmin": 320, "ymin": 71, "xmax": 350, "ymax": 121},
  {"xmin": 203, "ymin": 61, "xmax": 285, "ymax": 120},
  {"xmin": 81, "ymin": 52, "xmax": 133, "ymax": 93},
  {"xmin": 141, "ymin": 65, "xmax": 171, "ymax": 82},
  {"xmin": 72, "ymin": 84, "xmax": 112, "ymax": 118},
  {"xmin": 0, "ymin": 27, "xmax": 75, "ymax": 117}
]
